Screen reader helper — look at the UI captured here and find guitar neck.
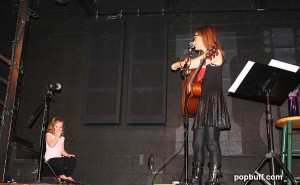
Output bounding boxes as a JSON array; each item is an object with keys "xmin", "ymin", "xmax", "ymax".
[{"xmin": 188, "ymin": 42, "xmax": 218, "ymax": 86}]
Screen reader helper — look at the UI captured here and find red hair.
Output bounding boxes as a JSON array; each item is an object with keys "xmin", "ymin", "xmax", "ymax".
[{"xmin": 195, "ymin": 25, "xmax": 225, "ymax": 59}]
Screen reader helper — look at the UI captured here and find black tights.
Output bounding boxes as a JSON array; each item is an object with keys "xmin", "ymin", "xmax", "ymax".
[
  {"xmin": 193, "ymin": 127, "xmax": 221, "ymax": 164},
  {"xmin": 48, "ymin": 157, "xmax": 77, "ymax": 177}
]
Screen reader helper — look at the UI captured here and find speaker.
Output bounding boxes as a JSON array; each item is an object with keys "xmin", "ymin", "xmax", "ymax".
[
  {"xmin": 82, "ymin": 20, "xmax": 125, "ymax": 125},
  {"xmin": 126, "ymin": 18, "xmax": 168, "ymax": 125},
  {"xmin": 9, "ymin": 159, "xmax": 38, "ymax": 183}
]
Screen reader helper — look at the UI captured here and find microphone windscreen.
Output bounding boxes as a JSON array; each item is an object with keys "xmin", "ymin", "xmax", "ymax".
[
  {"xmin": 55, "ymin": 83, "xmax": 61, "ymax": 90},
  {"xmin": 189, "ymin": 42, "xmax": 195, "ymax": 48}
]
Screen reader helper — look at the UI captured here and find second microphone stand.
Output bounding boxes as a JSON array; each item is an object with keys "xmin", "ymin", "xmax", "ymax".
[
  {"xmin": 27, "ymin": 89, "xmax": 56, "ymax": 182},
  {"xmin": 37, "ymin": 90, "xmax": 54, "ymax": 182}
]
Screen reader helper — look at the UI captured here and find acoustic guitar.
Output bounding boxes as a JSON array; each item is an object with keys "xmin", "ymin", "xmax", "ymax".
[{"xmin": 182, "ymin": 42, "xmax": 219, "ymax": 117}]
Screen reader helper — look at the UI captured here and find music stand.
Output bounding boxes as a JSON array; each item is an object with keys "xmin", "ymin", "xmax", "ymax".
[{"xmin": 228, "ymin": 60, "xmax": 300, "ymax": 185}]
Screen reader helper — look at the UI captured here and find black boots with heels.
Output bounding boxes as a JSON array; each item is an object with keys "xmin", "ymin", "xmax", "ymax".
[
  {"xmin": 190, "ymin": 161, "xmax": 222, "ymax": 185},
  {"xmin": 190, "ymin": 161, "xmax": 204, "ymax": 185},
  {"xmin": 205, "ymin": 162, "xmax": 222, "ymax": 185}
]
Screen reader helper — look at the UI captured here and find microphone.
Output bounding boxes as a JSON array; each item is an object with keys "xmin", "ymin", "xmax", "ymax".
[
  {"xmin": 49, "ymin": 83, "xmax": 61, "ymax": 91},
  {"xmin": 189, "ymin": 42, "xmax": 195, "ymax": 49}
]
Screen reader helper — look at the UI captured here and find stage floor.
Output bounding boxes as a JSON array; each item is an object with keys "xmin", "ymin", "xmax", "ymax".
[
  {"xmin": 0, "ymin": 183, "xmax": 87, "ymax": 185},
  {"xmin": 0, "ymin": 180, "xmax": 88, "ymax": 185},
  {"xmin": 0, "ymin": 184, "xmax": 60, "ymax": 185}
]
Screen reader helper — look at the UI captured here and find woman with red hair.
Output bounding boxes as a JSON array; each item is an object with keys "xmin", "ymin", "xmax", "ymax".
[{"xmin": 171, "ymin": 25, "xmax": 230, "ymax": 185}]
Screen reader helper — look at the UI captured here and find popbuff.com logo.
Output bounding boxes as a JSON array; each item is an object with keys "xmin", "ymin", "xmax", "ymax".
[{"xmin": 234, "ymin": 174, "xmax": 283, "ymax": 182}]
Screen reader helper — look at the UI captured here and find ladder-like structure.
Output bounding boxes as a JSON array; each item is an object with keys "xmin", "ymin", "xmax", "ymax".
[{"xmin": 0, "ymin": 0, "xmax": 32, "ymax": 182}]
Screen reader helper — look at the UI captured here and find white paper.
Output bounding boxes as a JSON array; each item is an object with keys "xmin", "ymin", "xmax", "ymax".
[
  {"xmin": 268, "ymin": 59, "xmax": 299, "ymax": 73},
  {"xmin": 228, "ymin": 61, "xmax": 255, "ymax": 93}
]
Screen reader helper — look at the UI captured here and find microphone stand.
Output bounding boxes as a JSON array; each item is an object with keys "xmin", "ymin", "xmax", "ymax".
[
  {"xmin": 182, "ymin": 46, "xmax": 193, "ymax": 184},
  {"xmin": 27, "ymin": 89, "xmax": 56, "ymax": 182},
  {"xmin": 38, "ymin": 90, "xmax": 54, "ymax": 182}
]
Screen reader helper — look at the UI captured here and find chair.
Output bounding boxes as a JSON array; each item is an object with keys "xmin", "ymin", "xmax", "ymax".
[
  {"xmin": 45, "ymin": 160, "xmax": 77, "ymax": 184},
  {"xmin": 45, "ymin": 161, "xmax": 59, "ymax": 178},
  {"xmin": 276, "ymin": 116, "xmax": 300, "ymax": 185},
  {"xmin": 44, "ymin": 161, "xmax": 61, "ymax": 183}
]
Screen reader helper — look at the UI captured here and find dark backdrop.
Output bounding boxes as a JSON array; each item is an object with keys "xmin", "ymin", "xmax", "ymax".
[{"xmin": 1, "ymin": 0, "xmax": 300, "ymax": 184}]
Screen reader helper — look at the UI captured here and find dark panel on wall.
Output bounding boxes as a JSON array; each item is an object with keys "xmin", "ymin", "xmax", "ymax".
[
  {"xmin": 82, "ymin": 20, "xmax": 125, "ymax": 124},
  {"xmin": 126, "ymin": 18, "xmax": 168, "ymax": 125}
]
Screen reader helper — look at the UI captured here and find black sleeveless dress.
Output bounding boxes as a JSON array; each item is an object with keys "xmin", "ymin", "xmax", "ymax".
[{"xmin": 192, "ymin": 62, "xmax": 231, "ymax": 129}]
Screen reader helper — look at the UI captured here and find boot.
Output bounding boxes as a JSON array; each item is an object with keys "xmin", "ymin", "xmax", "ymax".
[
  {"xmin": 190, "ymin": 161, "xmax": 204, "ymax": 185},
  {"xmin": 205, "ymin": 162, "xmax": 222, "ymax": 185}
]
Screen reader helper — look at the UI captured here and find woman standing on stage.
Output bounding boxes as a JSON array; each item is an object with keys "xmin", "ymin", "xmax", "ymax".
[{"xmin": 171, "ymin": 25, "xmax": 231, "ymax": 185}]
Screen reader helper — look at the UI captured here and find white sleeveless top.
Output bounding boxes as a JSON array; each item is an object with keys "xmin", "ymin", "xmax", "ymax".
[{"xmin": 44, "ymin": 133, "xmax": 65, "ymax": 161}]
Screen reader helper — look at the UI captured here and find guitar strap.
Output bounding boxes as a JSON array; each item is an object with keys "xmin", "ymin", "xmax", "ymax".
[{"xmin": 197, "ymin": 67, "xmax": 206, "ymax": 81}]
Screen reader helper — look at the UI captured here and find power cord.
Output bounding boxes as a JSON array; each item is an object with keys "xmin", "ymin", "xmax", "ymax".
[{"xmin": 151, "ymin": 130, "xmax": 189, "ymax": 184}]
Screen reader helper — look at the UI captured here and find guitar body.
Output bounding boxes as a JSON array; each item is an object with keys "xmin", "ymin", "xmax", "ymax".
[{"xmin": 182, "ymin": 69, "xmax": 202, "ymax": 117}]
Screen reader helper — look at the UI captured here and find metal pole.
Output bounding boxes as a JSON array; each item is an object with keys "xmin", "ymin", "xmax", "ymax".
[
  {"xmin": 266, "ymin": 91, "xmax": 276, "ymax": 185},
  {"xmin": 37, "ymin": 92, "xmax": 52, "ymax": 182},
  {"xmin": 184, "ymin": 118, "xmax": 189, "ymax": 184}
]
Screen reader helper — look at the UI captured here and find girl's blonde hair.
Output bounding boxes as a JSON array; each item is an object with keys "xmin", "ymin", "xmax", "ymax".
[{"xmin": 46, "ymin": 117, "xmax": 65, "ymax": 136}]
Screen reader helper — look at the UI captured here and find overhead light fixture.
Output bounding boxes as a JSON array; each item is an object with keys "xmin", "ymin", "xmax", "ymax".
[
  {"xmin": 29, "ymin": 9, "xmax": 39, "ymax": 19},
  {"xmin": 54, "ymin": 0, "xmax": 68, "ymax": 5},
  {"xmin": 256, "ymin": 0, "xmax": 266, "ymax": 11}
]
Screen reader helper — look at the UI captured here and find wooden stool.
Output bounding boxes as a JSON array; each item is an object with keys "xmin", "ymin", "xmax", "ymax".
[{"xmin": 276, "ymin": 116, "xmax": 300, "ymax": 185}]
